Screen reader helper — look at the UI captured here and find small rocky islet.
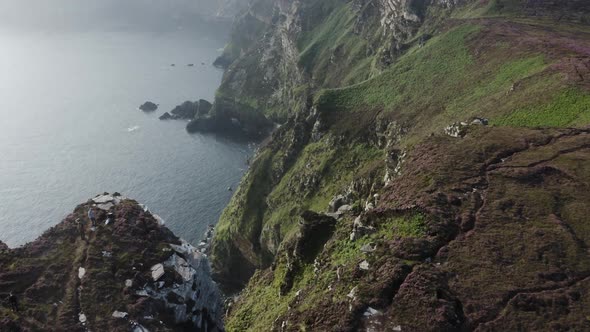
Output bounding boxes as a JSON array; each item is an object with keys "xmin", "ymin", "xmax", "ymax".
[{"xmin": 138, "ymin": 101, "xmax": 158, "ymax": 112}]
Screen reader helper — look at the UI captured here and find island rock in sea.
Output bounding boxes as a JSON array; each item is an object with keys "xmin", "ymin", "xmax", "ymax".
[
  {"xmin": 0, "ymin": 194, "xmax": 224, "ymax": 332},
  {"xmin": 139, "ymin": 101, "xmax": 158, "ymax": 112},
  {"xmin": 159, "ymin": 99, "xmax": 213, "ymax": 121}
]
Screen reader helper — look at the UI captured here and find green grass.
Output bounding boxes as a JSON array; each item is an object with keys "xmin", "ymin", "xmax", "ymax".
[
  {"xmin": 315, "ymin": 24, "xmax": 480, "ymax": 114},
  {"xmin": 297, "ymin": 1, "xmax": 376, "ymax": 87},
  {"xmin": 493, "ymin": 88, "xmax": 590, "ymax": 127},
  {"xmin": 262, "ymin": 140, "xmax": 382, "ymax": 248}
]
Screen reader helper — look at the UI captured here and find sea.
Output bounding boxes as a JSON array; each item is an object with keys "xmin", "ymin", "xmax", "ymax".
[{"xmin": 0, "ymin": 2, "xmax": 252, "ymax": 247}]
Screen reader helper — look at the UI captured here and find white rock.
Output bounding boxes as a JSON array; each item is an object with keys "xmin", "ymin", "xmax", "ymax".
[
  {"xmin": 363, "ymin": 307, "xmax": 381, "ymax": 317},
  {"xmin": 97, "ymin": 202, "xmax": 114, "ymax": 211},
  {"xmin": 150, "ymin": 263, "xmax": 165, "ymax": 281},
  {"xmin": 78, "ymin": 267, "xmax": 86, "ymax": 279},
  {"xmin": 359, "ymin": 260, "xmax": 370, "ymax": 270},
  {"xmin": 392, "ymin": 325, "xmax": 402, "ymax": 331},
  {"xmin": 125, "ymin": 279, "xmax": 133, "ymax": 288},
  {"xmin": 79, "ymin": 313, "xmax": 87, "ymax": 323},
  {"xmin": 347, "ymin": 286, "xmax": 357, "ymax": 300},
  {"xmin": 93, "ymin": 194, "xmax": 114, "ymax": 204},
  {"xmin": 166, "ymin": 254, "xmax": 193, "ymax": 281},
  {"xmin": 136, "ymin": 289, "xmax": 149, "ymax": 297},
  {"xmin": 112, "ymin": 311, "xmax": 128, "ymax": 319},
  {"xmin": 337, "ymin": 205, "xmax": 352, "ymax": 213},
  {"xmin": 132, "ymin": 323, "xmax": 150, "ymax": 332},
  {"xmin": 360, "ymin": 243, "xmax": 377, "ymax": 253}
]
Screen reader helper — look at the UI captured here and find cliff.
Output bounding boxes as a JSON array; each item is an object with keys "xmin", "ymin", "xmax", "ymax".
[
  {"xmin": 0, "ymin": 195, "xmax": 224, "ymax": 332},
  {"xmin": 208, "ymin": 0, "xmax": 590, "ymax": 330}
]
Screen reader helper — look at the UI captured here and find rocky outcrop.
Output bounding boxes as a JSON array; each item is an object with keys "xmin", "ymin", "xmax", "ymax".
[
  {"xmin": 0, "ymin": 195, "xmax": 224, "ymax": 332},
  {"xmin": 160, "ymin": 99, "xmax": 213, "ymax": 121},
  {"xmin": 139, "ymin": 101, "xmax": 158, "ymax": 112},
  {"xmin": 186, "ymin": 97, "xmax": 273, "ymax": 139}
]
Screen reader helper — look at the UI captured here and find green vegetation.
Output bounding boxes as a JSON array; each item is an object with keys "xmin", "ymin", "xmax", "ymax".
[
  {"xmin": 297, "ymin": 1, "xmax": 379, "ymax": 87},
  {"xmin": 215, "ymin": 1, "xmax": 590, "ymax": 329},
  {"xmin": 494, "ymin": 88, "xmax": 590, "ymax": 127},
  {"xmin": 226, "ymin": 211, "xmax": 428, "ymax": 331},
  {"xmin": 263, "ymin": 140, "xmax": 382, "ymax": 246},
  {"xmin": 315, "ymin": 22, "xmax": 590, "ymax": 141}
]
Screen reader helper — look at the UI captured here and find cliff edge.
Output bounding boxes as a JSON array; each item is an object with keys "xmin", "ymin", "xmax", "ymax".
[{"xmin": 0, "ymin": 194, "xmax": 224, "ymax": 332}]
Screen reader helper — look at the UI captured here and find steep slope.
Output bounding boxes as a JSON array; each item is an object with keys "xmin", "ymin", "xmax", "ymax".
[
  {"xmin": 208, "ymin": 0, "xmax": 590, "ymax": 330},
  {"xmin": 0, "ymin": 195, "xmax": 224, "ymax": 332}
]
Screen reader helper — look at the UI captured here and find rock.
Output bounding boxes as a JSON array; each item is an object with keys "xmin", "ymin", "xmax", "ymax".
[
  {"xmin": 197, "ymin": 99, "xmax": 213, "ymax": 116},
  {"xmin": 363, "ymin": 307, "xmax": 381, "ymax": 317},
  {"xmin": 164, "ymin": 100, "xmax": 212, "ymax": 121},
  {"xmin": 125, "ymin": 279, "xmax": 133, "ymax": 288},
  {"xmin": 444, "ymin": 123, "xmax": 467, "ymax": 138},
  {"xmin": 132, "ymin": 323, "xmax": 150, "ymax": 332},
  {"xmin": 150, "ymin": 263, "xmax": 165, "ymax": 281},
  {"xmin": 347, "ymin": 286, "xmax": 357, "ymax": 300},
  {"xmin": 360, "ymin": 243, "xmax": 377, "ymax": 253},
  {"xmin": 159, "ymin": 112, "xmax": 173, "ymax": 120},
  {"xmin": 337, "ymin": 205, "xmax": 352, "ymax": 213},
  {"xmin": 359, "ymin": 260, "xmax": 370, "ymax": 270},
  {"xmin": 170, "ymin": 101, "xmax": 199, "ymax": 119},
  {"xmin": 93, "ymin": 194, "xmax": 114, "ymax": 204},
  {"xmin": 139, "ymin": 101, "xmax": 158, "ymax": 112},
  {"xmin": 328, "ymin": 195, "xmax": 347, "ymax": 213},
  {"xmin": 167, "ymin": 254, "xmax": 193, "ymax": 281},
  {"xmin": 97, "ymin": 202, "xmax": 114, "ymax": 211},
  {"xmin": 471, "ymin": 117, "xmax": 489, "ymax": 126},
  {"xmin": 350, "ymin": 216, "xmax": 376, "ymax": 241},
  {"xmin": 112, "ymin": 311, "xmax": 128, "ymax": 319},
  {"xmin": 78, "ymin": 267, "xmax": 86, "ymax": 279},
  {"xmin": 79, "ymin": 313, "xmax": 87, "ymax": 323}
]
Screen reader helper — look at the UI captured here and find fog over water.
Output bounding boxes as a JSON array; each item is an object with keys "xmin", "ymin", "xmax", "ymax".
[{"xmin": 0, "ymin": 0, "xmax": 253, "ymax": 247}]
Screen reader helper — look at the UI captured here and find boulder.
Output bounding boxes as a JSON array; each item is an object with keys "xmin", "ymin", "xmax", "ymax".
[
  {"xmin": 139, "ymin": 101, "xmax": 158, "ymax": 112},
  {"xmin": 471, "ymin": 117, "xmax": 489, "ymax": 126},
  {"xmin": 171, "ymin": 101, "xmax": 199, "ymax": 119},
  {"xmin": 159, "ymin": 112, "xmax": 173, "ymax": 120},
  {"xmin": 328, "ymin": 195, "xmax": 347, "ymax": 213},
  {"xmin": 151, "ymin": 263, "xmax": 165, "ymax": 281}
]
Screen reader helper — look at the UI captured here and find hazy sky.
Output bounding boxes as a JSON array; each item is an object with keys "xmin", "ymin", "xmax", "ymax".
[{"xmin": 0, "ymin": 0, "xmax": 225, "ymax": 32}]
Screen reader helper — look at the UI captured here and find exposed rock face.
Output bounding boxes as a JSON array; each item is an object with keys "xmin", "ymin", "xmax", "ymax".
[
  {"xmin": 0, "ymin": 195, "xmax": 224, "ymax": 331},
  {"xmin": 139, "ymin": 101, "xmax": 158, "ymax": 112}
]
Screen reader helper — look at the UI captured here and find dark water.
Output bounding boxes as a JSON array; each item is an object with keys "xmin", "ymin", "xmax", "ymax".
[{"xmin": 0, "ymin": 22, "xmax": 252, "ymax": 247}]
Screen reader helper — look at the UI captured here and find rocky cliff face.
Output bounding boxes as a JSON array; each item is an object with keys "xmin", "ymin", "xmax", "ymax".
[
  {"xmin": 0, "ymin": 195, "xmax": 224, "ymax": 332},
  {"xmin": 209, "ymin": 0, "xmax": 590, "ymax": 330}
]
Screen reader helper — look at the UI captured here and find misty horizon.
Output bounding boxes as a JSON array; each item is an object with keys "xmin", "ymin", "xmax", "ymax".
[{"xmin": 0, "ymin": 0, "xmax": 233, "ymax": 33}]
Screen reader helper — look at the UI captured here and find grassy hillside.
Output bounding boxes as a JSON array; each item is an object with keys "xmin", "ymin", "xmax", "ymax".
[{"xmin": 211, "ymin": 0, "xmax": 590, "ymax": 330}]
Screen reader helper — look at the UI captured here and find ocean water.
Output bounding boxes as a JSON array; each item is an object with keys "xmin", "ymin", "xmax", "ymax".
[{"xmin": 0, "ymin": 23, "xmax": 252, "ymax": 247}]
